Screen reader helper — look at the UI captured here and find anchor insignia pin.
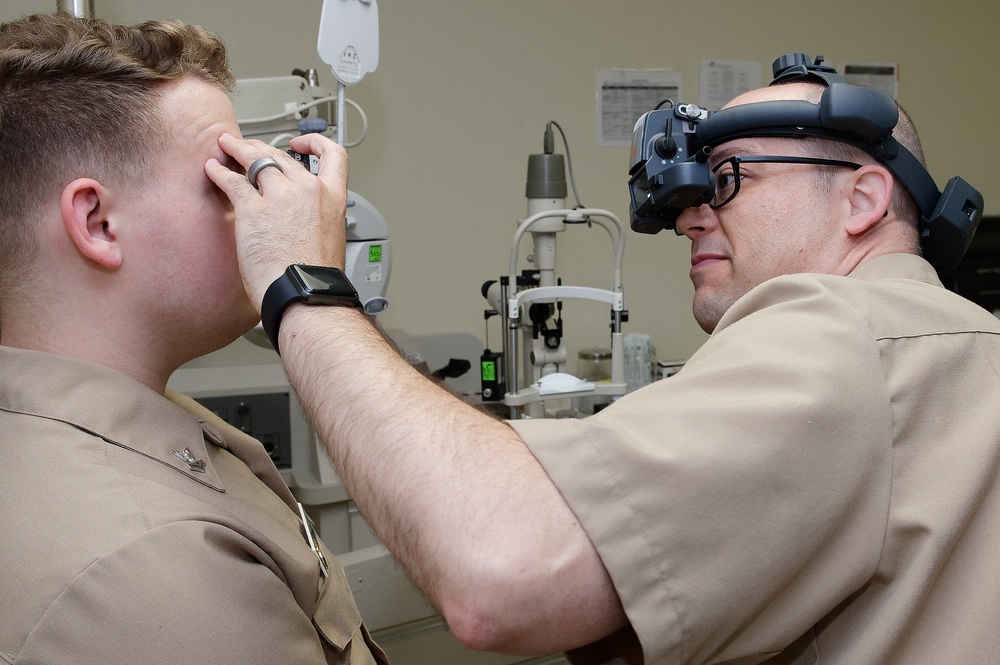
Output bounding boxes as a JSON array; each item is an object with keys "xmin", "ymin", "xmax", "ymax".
[{"xmin": 172, "ymin": 448, "xmax": 206, "ymax": 473}]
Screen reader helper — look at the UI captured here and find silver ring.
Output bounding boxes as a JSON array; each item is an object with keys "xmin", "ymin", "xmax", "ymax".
[{"xmin": 246, "ymin": 156, "xmax": 283, "ymax": 190}]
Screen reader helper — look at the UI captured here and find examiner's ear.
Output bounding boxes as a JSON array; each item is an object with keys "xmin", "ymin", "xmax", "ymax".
[
  {"xmin": 843, "ymin": 165, "xmax": 894, "ymax": 237},
  {"xmin": 60, "ymin": 178, "xmax": 123, "ymax": 270}
]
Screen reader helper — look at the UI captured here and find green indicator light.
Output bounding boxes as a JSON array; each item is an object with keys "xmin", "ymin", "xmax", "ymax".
[
  {"xmin": 481, "ymin": 360, "xmax": 496, "ymax": 382},
  {"xmin": 369, "ymin": 245, "xmax": 383, "ymax": 263}
]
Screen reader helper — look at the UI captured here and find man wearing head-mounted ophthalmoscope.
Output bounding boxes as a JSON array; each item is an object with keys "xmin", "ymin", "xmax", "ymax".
[{"xmin": 216, "ymin": 53, "xmax": 996, "ymax": 664}]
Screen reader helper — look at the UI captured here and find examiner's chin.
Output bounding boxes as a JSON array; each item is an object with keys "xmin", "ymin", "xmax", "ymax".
[
  {"xmin": 692, "ymin": 304, "xmax": 721, "ymax": 335},
  {"xmin": 691, "ymin": 288, "xmax": 734, "ymax": 334}
]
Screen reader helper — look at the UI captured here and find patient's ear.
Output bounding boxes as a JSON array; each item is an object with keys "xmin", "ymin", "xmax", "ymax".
[
  {"xmin": 844, "ymin": 165, "xmax": 894, "ymax": 237},
  {"xmin": 60, "ymin": 178, "xmax": 123, "ymax": 270}
]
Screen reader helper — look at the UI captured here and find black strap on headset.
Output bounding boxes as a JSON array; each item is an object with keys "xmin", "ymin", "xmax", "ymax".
[{"xmin": 694, "ymin": 87, "xmax": 940, "ymax": 220}]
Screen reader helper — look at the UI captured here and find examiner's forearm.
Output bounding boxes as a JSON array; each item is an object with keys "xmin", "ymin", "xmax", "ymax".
[{"xmin": 276, "ymin": 303, "xmax": 627, "ymax": 653}]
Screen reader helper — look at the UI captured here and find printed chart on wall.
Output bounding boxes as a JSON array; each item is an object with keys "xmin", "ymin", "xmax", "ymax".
[
  {"xmin": 842, "ymin": 62, "xmax": 899, "ymax": 99},
  {"xmin": 699, "ymin": 59, "xmax": 762, "ymax": 111},
  {"xmin": 596, "ymin": 70, "xmax": 682, "ymax": 147}
]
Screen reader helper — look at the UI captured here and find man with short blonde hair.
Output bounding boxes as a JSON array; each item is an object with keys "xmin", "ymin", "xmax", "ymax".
[{"xmin": 0, "ymin": 13, "xmax": 385, "ymax": 664}]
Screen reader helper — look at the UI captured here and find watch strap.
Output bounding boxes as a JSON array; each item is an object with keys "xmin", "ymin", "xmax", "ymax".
[
  {"xmin": 261, "ymin": 267, "xmax": 307, "ymax": 356},
  {"xmin": 260, "ymin": 265, "xmax": 363, "ymax": 355}
]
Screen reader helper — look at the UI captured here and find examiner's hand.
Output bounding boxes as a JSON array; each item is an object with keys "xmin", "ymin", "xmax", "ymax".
[{"xmin": 206, "ymin": 132, "xmax": 349, "ymax": 311}]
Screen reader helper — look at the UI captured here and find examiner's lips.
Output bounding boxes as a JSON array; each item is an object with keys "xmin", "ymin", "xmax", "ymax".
[{"xmin": 690, "ymin": 252, "xmax": 728, "ymax": 273}]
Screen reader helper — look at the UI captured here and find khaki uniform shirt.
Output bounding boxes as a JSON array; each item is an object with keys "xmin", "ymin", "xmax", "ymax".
[
  {"xmin": 0, "ymin": 346, "xmax": 387, "ymax": 665},
  {"xmin": 512, "ymin": 254, "xmax": 1000, "ymax": 664}
]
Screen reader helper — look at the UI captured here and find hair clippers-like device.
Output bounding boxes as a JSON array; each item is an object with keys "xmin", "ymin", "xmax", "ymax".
[{"xmin": 627, "ymin": 53, "xmax": 984, "ymax": 268}]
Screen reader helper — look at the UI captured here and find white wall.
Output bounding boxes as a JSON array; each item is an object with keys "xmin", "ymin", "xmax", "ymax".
[{"xmin": 4, "ymin": 0, "xmax": 998, "ymax": 366}]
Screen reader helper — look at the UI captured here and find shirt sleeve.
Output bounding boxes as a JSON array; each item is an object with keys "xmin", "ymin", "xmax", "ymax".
[
  {"xmin": 511, "ymin": 275, "xmax": 894, "ymax": 664},
  {"xmin": 18, "ymin": 520, "xmax": 331, "ymax": 665}
]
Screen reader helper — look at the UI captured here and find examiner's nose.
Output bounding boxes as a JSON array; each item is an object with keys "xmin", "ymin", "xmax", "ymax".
[{"xmin": 675, "ymin": 204, "xmax": 718, "ymax": 239}]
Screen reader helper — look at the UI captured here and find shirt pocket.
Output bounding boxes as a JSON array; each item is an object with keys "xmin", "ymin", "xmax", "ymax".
[
  {"xmin": 312, "ymin": 557, "xmax": 389, "ymax": 664},
  {"xmin": 313, "ymin": 555, "xmax": 362, "ymax": 648}
]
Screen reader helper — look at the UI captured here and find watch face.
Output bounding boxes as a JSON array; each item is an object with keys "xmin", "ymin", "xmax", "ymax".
[{"xmin": 291, "ymin": 265, "xmax": 360, "ymax": 304}]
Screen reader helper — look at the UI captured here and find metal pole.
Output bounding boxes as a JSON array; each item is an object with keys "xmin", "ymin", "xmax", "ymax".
[
  {"xmin": 57, "ymin": 0, "xmax": 94, "ymax": 18},
  {"xmin": 501, "ymin": 281, "xmax": 520, "ymax": 419}
]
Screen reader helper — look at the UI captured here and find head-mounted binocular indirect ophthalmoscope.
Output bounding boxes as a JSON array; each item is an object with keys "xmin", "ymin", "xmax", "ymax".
[{"xmin": 627, "ymin": 53, "xmax": 984, "ymax": 268}]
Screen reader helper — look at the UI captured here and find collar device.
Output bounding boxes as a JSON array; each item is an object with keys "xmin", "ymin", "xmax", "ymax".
[{"xmin": 627, "ymin": 53, "xmax": 984, "ymax": 267}]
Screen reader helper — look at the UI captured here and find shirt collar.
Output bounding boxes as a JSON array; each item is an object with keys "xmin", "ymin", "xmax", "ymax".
[
  {"xmin": 847, "ymin": 252, "xmax": 944, "ymax": 287},
  {"xmin": 0, "ymin": 346, "xmax": 226, "ymax": 490}
]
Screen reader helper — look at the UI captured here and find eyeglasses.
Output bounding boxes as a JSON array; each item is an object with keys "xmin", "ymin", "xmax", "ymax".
[{"xmin": 709, "ymin": 155, "xmax": 863, "ymax": 210}]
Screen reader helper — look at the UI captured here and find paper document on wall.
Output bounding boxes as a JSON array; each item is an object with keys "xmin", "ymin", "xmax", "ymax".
[
  {"xmin": 699, "ymin": 59, "xmax": 762, "ymax": 110},
  {"xmin": 842, "ymin": 62, "xmax": 899, "ymax": 99},
  {"xmin": 596, "ymin": 69, "xmax": 682, "ymax": 147}
]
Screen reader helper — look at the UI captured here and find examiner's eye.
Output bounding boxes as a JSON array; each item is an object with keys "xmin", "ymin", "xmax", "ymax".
[{"xmin": 714, "ymin": 165, "xmax": 739, "ymax": 195}]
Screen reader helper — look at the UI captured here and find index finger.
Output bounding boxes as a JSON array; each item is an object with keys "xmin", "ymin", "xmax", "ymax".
[
  {"xmin": 218, "ymin": 133, "xmax": 294, "ymax": 172},
  {"xmin": 288, "ymin": 133, "xmax": 349, "ymax": 190}
]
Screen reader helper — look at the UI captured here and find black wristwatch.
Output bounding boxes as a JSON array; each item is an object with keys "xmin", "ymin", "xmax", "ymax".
[{"xmin": 261, "ymin": 264, "xmax": 362, "ymax": 355}]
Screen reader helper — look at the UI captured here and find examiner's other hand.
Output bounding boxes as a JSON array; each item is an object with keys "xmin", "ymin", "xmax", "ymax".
[{"xmin": 206, "ymin": 132, "xmax": 349, "ymax": 311}]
